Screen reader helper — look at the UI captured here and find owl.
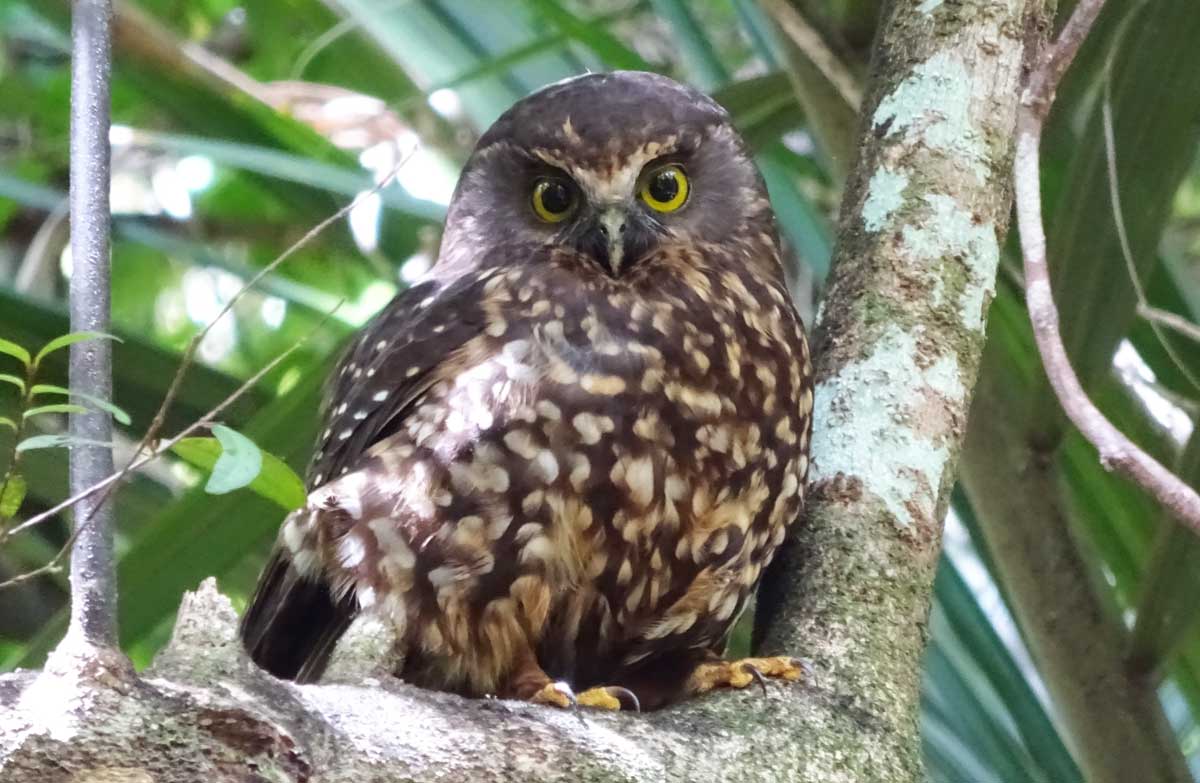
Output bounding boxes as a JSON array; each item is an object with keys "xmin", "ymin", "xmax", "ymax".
[{"xmin": 240, "ymin": 71, "xmax": 813, "ymax": 711}]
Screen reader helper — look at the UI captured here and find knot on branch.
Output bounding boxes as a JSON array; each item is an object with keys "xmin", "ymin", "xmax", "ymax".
[{"xmin": 148, "ymin": 577, "xmax": 248, "ymax": 683}]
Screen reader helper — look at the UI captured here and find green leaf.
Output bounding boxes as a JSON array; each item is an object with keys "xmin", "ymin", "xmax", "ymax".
[
  {"xmin": 23, "ymin": 403, "xmax": 90, "ymax": 419},
  {"xmin": 0, "ymin": 337, "xmax": 31, "ymax": 368},
  {"xmin": 32, "ymin": 330, "xmax": 121, "ymax": 368},
  {"xmin": 0, "ymin": 416, "xmax": 16, "ymax": 433},
  {"xmin": 172, "ymin": 435, "xmax": 306, "ymax": 511},
  {"xmin": 30, "ymin": 384, "xmax": 132, "ymax": 426},
  {"xmin": 1129, "ymin": 425, "xmax": 1200, "ymax": 670},
  {"xmin": 204, "ymin": 425, "xmax": 265, "ymax": 495},
  {"xmin": 15, "ymin": 434, "xmax": 112, "ymax": 453},
  {"xmin": 647, "ymin": 0, "xmax": 728, "ymax": 90},
  {"xmin": 524, "ymin": 0, "xmax": 651, "ymax": 71},
  {"xmin": 0, "ymin": 373, "xmax": 25, "ymax": 394},
  {"xmin": 0, "ymin": 289, "xmax": 263, "ymax": 435},
  {"xmin": 0, "ymin": 474, "xmax": 26, "ymax": 518}
]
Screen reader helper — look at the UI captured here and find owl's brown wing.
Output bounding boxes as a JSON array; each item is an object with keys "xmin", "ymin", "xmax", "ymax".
[{"xmin": 239, "ymin": 269, "xmax": 495, "ymax": 681}]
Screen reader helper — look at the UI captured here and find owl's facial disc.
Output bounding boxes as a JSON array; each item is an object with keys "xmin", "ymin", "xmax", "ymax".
[{"xmin": 563, "ymin": 160, "xmax": 686, "ymax": 276}]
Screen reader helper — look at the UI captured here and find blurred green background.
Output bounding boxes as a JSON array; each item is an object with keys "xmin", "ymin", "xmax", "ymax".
[{"xmin": 1, "ymin": 1, "xmax": 1199, "ymax": 779}]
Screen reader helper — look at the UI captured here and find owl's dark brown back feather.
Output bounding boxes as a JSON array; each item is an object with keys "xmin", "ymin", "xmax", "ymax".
[{"xmin": 239, "ymin": 271, "xmax": 498, "ymax": 680}]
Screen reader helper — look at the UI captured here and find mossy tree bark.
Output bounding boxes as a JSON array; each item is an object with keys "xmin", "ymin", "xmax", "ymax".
[{"xmin": 0, "ymin": 0, "xmax": 1044, "ymax": 780}]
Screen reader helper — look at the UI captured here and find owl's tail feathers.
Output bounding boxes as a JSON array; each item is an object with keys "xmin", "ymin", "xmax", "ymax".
[{"xmin": 239, "ymin": 549, "xmax": 356, "ymax": 683}]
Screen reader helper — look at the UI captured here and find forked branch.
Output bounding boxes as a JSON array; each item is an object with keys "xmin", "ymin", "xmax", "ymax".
[{"xmin": 1014, "ymin": 0, "xmax": 1200, "ymax": 535}]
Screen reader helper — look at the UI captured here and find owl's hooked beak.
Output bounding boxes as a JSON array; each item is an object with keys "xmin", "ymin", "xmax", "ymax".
[
  {"xmin": 597, "ymin": 208, "xmax": 627, "ymax": 274},
  {"xmin": 577, "ymin": 202, "xmax": 657, "ymax": 277}
]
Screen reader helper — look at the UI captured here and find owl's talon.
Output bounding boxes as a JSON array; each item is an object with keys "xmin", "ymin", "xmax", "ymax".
[
  {"xmin": 531, "ymin": 681, "xmax": 638, "ymax": 712},
  {"xmin": 687, "ymin": 655, "xmax": 808, "ymax": 697},
  {"xmin": 741, "ymin": 662, "xmax": 769, "ymax": 697},
  {"xmin": 578, "ymin": 685, "xmax": 640, "ymax": 712},
  {"xmin": 530, "ymin": 680, "xmax": 576, "ymax": 709}
]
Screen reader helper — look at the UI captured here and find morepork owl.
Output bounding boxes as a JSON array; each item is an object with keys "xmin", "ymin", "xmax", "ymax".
[{"xmin": 240, "ymin": 71, "xmax": 813, "ymax": 710}]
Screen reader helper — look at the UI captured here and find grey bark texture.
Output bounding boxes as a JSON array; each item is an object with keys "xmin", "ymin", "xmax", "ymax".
[
  {"xmin": 0, "ymin": 0, "xmax": 1042, "ymax": 780},
  {"xmin": 65, "ymin": 0, "xmax": 119, "ymax": 652}
]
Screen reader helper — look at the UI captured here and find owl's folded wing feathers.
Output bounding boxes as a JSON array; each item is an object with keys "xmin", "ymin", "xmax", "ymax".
[{"xmin": 239, "ymin": 269, "xmax": 496, "ymax": 681}]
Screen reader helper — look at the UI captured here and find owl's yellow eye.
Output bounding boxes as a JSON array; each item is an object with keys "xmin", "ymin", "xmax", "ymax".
[
  {"xmin": 532, "ymin": 178, "xmax": 576, "ymax": 223},
  {"xmin": 640, "ymin": 165, "xmax": 689, "ymax": 212}
]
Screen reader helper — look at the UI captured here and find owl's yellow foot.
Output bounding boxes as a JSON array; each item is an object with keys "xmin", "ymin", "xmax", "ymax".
[
  {"xmin": 686, "ymin": 656, "xmax": 809, "ymax": 696},
  {"xmin": 578, "ymin": 685, "xmax": 640, "ymax": 711},
  {"xmin": 530, "ymin": 681, "xmax": 575, "ymax": 708},
  {"xmin": 529, "ymin": 681, "xmax": 641, "ymax": 711}
]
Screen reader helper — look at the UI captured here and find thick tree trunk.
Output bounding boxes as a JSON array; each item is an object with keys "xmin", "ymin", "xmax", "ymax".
[{"xmin": 0, "ymin": 1, "xmax": 1042, "ymax": 780}]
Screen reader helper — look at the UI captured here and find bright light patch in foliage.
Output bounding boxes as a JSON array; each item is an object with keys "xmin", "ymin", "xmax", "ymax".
[{"xmin": 172, "ymin": 428, "xmax": 306, "ymax": 511}]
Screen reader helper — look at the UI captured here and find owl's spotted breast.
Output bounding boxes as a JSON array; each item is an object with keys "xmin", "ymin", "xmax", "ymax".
[
  {"xmin": 240, "ymin": 71, "xmax": 812, "ymax": 710},
  {"xmin": 264, "ymin": 243, "xmax": 810, "ymax": 705}
]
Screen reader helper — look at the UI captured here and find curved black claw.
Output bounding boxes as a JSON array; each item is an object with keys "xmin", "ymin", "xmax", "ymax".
[
  {"xmin": 740, "ymin": 663, "xmax": 769, "ymax": 697},
  {"xmin": 606, "ymin": 685, "xmax": 642, "ymax": 713}
]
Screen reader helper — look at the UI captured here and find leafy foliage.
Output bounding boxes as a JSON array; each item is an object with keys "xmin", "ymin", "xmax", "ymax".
[
  {"xmin": 172, "ymin": 429, "xmax": 306, "ymax": 510},
  {"xmin": 0, "ymin": 333, "xmax": 131, "ymax": 527}
]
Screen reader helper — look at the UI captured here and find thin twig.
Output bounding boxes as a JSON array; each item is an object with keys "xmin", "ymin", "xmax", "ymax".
[
  {"xmin": 1100, "ymin": 53, "xmax": 1200, "ymax": 393},
  {"xmin": 0, "ymin": 310, "xmax": 336, "ymax": 592},
  {"xmin": 1023, "ymin": 0, "xmax": 1108, "ymax": 119},
  {"xmin": 758, "ymin": 0, "xmax": 862, "ymax": 111},
  {"xmin": 1015, "ymin": 0, "xmax": 1200, "ymax": 535},
  {"xmin": 100, "ymin": 155, "xmax": 410, "ymax": 520},
  {"xmin": 1, "ymin": 169, "xmax": 385, "ymax": 540},
  {"xmin": 2, "ymin": 132, "xmax": 408, "ymax": 595},
  {"xmin": 1138, "ymin": 304, "xmax": 1200, "ymax": 347}
]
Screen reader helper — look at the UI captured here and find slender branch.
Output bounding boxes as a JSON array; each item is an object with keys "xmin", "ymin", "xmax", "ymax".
[
  {"xmin": 1101, "ymin": 66, "xmax": 1200, "ymax": 392},
  {"xmin": 0, "ymin": 319, "xmax": 330, "ymax": 592},
  {"xmin": 1138, "ymin": 303, "xmax": 1200, "ymax": 346},
  {"xmin": 1015, "ymin": 0, "xmax": 1200, "ymax": 534},
  {"xmin": 65, "ymin": 0, "xmax": 118, "ymax": 649},
  {"xmin": 112, "ymin": 155, "xmax": 407, "ymax": 508},
  {"xmin": 1023, "ymin": 0, "xmax": 1108, "ymax": 119},
  {"xmin": 758, "ymin": 0, "xmax": 863, "ymax": 110}
]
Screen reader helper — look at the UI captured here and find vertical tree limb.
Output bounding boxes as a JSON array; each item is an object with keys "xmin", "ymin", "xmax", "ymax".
[
  {"xmin": 961, "ymin": 366, "xmax": 1194, "ymax": 783},
  {"xmin": 756, "ymin": 0, "xmax": 1045, "ymax": 778},
  {"xmin": 64, "ymin": 0, "xmax": 118, "ymax": 653}
]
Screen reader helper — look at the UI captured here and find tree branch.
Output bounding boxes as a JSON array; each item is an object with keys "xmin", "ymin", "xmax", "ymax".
[
  {"xmin": 62, "ymin": 0, "xmax": 118, "ymax": 654},
  {"xmin": 1014, "ymin": 0, "xmax": 1200, "ymax": 536},
  {"xmin": 961, "ymin": 364, "xmax": 1195, "ymax": 783}
]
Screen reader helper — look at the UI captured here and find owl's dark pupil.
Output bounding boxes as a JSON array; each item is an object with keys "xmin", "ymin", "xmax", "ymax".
[
  {"xmin": 649, "ymin": 170, "xmax": 679, "ymax": 203},
  {"xmin": 541, "ymin": 182, "xmax": 571, "ymax": 214}
]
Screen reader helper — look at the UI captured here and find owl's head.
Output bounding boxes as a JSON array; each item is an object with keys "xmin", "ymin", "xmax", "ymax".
[{"xmin": 438, "ymin": 71, "xmax": 777, "ymax": 280}]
